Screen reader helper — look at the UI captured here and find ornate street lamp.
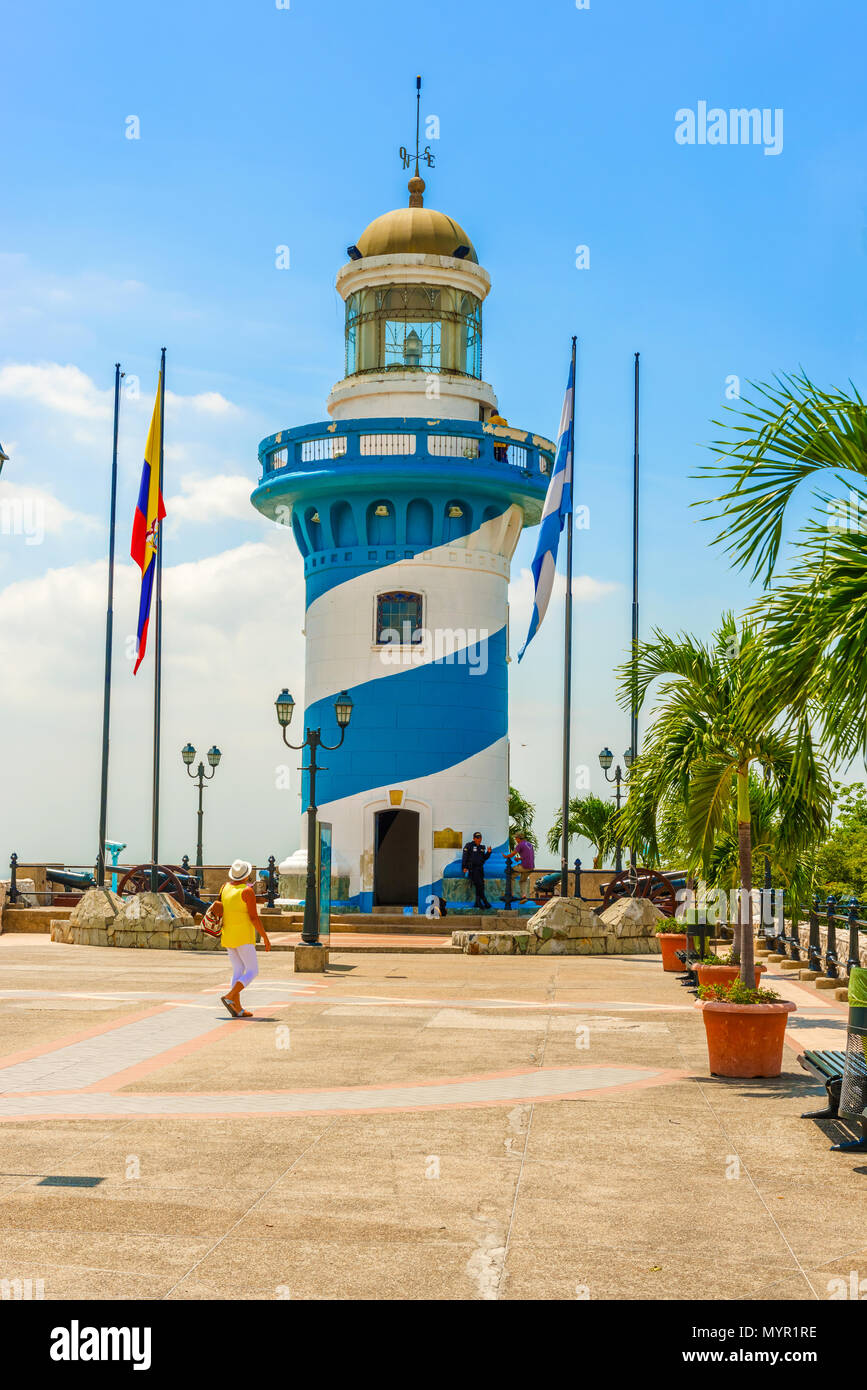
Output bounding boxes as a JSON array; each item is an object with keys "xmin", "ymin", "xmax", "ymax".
[
  {"xmin": 599, "ymin": 746, "xmax": 633, "ymax": 874},
  {"xmin": 182, "ymin": 743, "xmax": 222, "ymax": 883},
  {"xmin": 276, "ymin": 689, "xmax": 354, "ymax": 946}
]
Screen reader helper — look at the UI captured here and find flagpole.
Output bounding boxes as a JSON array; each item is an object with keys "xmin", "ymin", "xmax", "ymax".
[
  {"xmin": 96, "ymin": 363, "xmax": 122, "ymax": 888},
  {"xmin": 560, "ymin": 336, "xmax": 577, "ymax": 897},
  {"xmin": 151, "ymin": 349, "xmax": 166, "ymax": 891},
  {"xmin": 629, "ymin": 351, "xmax": 640, "ymax": 873}
]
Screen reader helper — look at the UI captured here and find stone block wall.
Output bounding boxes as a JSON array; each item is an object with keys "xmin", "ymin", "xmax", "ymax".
[
  {"xmin": 49, "ymin": 888, "xmax": 221, "ymax": 952},
  {"xmin": 452, "ymin": 895, "xmax": 664, "ymax": 956}
]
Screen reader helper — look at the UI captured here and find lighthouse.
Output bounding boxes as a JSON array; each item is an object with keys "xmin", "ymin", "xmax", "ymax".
[{"xmin": 251, "ymin": 144, "xmax": 554, "ymax": 913}]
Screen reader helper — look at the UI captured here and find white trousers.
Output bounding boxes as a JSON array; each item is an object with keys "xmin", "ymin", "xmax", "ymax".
[{"xmin": 227, "ymin": 943, "xmax": 259, "ymax": 988}]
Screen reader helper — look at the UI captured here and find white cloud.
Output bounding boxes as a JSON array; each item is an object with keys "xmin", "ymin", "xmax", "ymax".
[
  {"xmin": 0, "ymin": 363, "xmax": 112, "ymax": 420},
  {"xmin": 0, "ymin": 363, "xmax": 242, "ymax": 425},
  {"xmin": 573, "ymin": 575, "xmax": 621, "ymax": 601},
  {"xmin": 166, "ymin": 473, "xmax": 259, "ymax": 525},
  {"xmin": 0, "ymin": 480, "xmax": 100, "ymax": 545},
  {"xmin": 166, "ymin": 390, "xmax": 240, "ymax": 418},
  {"xmin": 508, "ymin": 566, "xmax": 620, "ymax": 615}
]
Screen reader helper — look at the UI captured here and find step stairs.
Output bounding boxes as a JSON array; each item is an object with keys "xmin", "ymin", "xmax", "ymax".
[{"xmin": 262, "ymin": 908, "xmax": 535, "ymax": 935}]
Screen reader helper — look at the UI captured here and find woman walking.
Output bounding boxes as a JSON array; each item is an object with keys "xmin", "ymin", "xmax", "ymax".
[{"xmin": 215, "ymin": 859, "xmax": 271, "ymax": 1018}]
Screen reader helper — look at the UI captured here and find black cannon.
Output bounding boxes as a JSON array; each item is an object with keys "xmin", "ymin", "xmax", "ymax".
[
  {"xmin": 117, "ymin": 863, "xmax": 213, "ymax": 914},
  {"xmin": 46, "ymin": 867, "xmax": 97, "ymax": 893},
  {"xmin": 599, "ymin": 867, "xmax": 687, "ymax": 918},
  {"xmin": 116, "ymin": 861, "xmax": 276, "ymax": 917}
]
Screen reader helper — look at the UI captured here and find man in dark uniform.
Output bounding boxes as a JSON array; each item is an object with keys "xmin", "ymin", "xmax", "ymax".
[{"xmin": 462, "ymin": 832, "xmax": 492, "ymax": 910}]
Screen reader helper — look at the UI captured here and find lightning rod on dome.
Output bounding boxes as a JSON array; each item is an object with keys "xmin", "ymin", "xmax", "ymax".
[{"xmin": 399, "ymin": 75, "xmax": 436, "ymax": 208}]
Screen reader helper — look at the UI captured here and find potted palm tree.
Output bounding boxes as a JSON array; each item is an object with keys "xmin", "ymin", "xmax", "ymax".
[
  {"xmin": 694, "ymin": 371, "xmax": 867, "ymax": 1074},
  {"xmin": 697, "ymin": 978, "xmax": 796, "ymax": 1077},
  {"xmin": 618, "ymin": 616, "xmax": 833, "ymax": 1077}
]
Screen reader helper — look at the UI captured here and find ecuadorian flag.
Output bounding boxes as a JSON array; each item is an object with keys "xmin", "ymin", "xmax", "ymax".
[{"xmin": 131, "ymin": 375, "xmax": 165, "ymax": 674}]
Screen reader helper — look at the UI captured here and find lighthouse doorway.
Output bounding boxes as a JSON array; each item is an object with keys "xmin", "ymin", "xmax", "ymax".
[{"xmin": 374, "ymin": 809, "xmax": 419, "ymax": 907}]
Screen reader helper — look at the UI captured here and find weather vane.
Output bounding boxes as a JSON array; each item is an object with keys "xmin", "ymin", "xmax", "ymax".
[{"xmin": 399, "ymin": 75, "xmax": 436, "ymax": 175}]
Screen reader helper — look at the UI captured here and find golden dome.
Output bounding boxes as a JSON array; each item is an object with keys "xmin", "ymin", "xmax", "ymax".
[{"xmin": 355, "ymin": 206, "xmax": 478, "ymax": 263}]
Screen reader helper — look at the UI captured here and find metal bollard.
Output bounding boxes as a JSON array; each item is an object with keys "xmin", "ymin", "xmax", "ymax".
[
  {"xmin": 9, "ymin": 852, "xmax": 18, "ymax": 906},
  {"xmin": 504, "ymin": 855, "xmax": 514, "ymax": 911},
  {"xmin": 267, "ymin": 855, "xmax": 278, "ymax": 909},
  {"xmin": 574, "ymin": 857, "xmax": 583, "ymax": 900}
]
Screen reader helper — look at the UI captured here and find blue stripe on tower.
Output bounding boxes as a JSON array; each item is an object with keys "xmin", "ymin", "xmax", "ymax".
[
  {"xmin": 301, "ymin": 627, "xmax": 508, "ymax": 809},
  {"xmin": 305, "ymin": 546, "xmax": 429, "ymax": 606}
]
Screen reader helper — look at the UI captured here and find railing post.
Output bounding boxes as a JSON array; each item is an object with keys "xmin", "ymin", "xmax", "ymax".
[
  {"xmin": 788, "ymin": 894, "xmax": 801, "ymax": 962},
  {"xmin": 574, "ymin": 857, "xmax": 583, "ymax": 900},
  {"xmin": 825, "ymin": 893, "xmax": 839, "ymax": 979},
  {"xmin": 846, "ymin": 896, "xmax": 862, "ymax": 979},
  {"xmin": 808, "ymin": 894, "xmax": 822, "ymax": 973},
  {"xmin": 773, "ymin": 890, "xmax": 787, "ymax": 953},
  {"xmin": 181, "ymin": 854, "xmax": 191, "ymax": 875},
  {"xmin": 760, "ymin": 883, "xmax": 774, "ymax": 947},
  {"xmin": 504, "ymin": 855, "xmax": 514, "ymax": 911},
  {"xmin": 9, "ymin": 852, "xmax": 18, "ymax": 906},
  {"xmin": 267, "ymin": 855, "xmax": 278, "ymax": 909}
]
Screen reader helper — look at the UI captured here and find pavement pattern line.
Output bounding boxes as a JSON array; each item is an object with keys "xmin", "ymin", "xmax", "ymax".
[
  {"xmin": 0, "ymin": 987, "xmax": 694, "ymax": 1013},
  {"xmin": 0, "ymin": 991, "xmax": 289, "ymax": 1094},
  {"xmin": 0, "ymin": 1064, "xmax": 685, "ymax": 1120}
]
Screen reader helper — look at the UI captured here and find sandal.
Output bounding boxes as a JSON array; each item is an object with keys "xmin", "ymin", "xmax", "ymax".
[{"xmin": 221, "ymin": 995, "xmax": 242, "ymax": 1018}]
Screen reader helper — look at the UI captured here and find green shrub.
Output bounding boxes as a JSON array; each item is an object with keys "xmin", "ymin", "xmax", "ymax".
[{"xmin": 698, "ymin": 979, "xmax": 780, "ymax": 1005}]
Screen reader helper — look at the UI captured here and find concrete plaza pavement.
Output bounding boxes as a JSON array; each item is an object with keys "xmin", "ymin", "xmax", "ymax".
[{"xmin": 0, "ymin": 933, "xmax": 863, "ymax": 1301}]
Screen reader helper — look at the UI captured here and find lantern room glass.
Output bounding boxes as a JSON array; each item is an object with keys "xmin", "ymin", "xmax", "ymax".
[{"xmin": 345, "ymin": 285, "xmax": 482, "ymax": 380}]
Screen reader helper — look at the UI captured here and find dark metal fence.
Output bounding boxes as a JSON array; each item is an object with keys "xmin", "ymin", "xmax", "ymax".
[
  {"xmin": 759, "ymin": 891, "xmax": 866, "ymax": 982},
  {"xmin": 4, "ymin": 852, "xmax": 282, "ymax": 909}
]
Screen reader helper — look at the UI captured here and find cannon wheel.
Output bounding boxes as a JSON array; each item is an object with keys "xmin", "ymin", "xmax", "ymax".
[
  {"xmin": 600, "ymin": 867, "xmax": 678, "ymax": 918},
  {"xmin": 118, "ymin": 863, "xmax": 187, "ymax": 906}
]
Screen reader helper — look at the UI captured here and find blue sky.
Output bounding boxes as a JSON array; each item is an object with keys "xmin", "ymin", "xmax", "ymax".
[{"xmin": 1, "ymin": 0, "xmax": 865, "ymax": 869}]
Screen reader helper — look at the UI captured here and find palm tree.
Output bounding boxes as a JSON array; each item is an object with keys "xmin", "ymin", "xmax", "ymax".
[
  {"xmin": 508, "ymin": 786, "xmax": 538, "ymax": 848},
  {"xmin": 699, "ymin": 371, "xmax": 867, "ymax": 762},
  {"xmin": 547, "ymin": 794, "xmax": 618, "ymax": 868},
  {"xmin": 618, "ymin": 615, "xmax": 833, "ymax": 984}
]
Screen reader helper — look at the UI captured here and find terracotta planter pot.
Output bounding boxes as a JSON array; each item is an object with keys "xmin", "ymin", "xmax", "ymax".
[
  {"xmin": 698, "ymin": 999, "xmax": 796, "ymax": 1078},
  {"xmin": 658, "ymin": 932, "xmax": 688, "ymax": 972},
  {"xmin": 696, "ymin": 963, "xmax": 766, "ymax": 991}
]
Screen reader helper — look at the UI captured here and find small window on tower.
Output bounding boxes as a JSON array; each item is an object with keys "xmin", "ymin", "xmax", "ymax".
[{"xmin": 376, "ymin": 591, "xmax": 423, "ymax": 646}]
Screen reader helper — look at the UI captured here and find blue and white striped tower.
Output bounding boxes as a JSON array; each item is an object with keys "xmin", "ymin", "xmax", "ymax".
[{"xmin": 251, "ymin": 173, "xmax": 553, "ymax": 912}]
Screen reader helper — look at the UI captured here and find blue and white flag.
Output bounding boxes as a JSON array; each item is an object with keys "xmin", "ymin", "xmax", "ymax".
[{"xmin": 517, "ymin": 352, "xmax": 575, "ymax": 661}]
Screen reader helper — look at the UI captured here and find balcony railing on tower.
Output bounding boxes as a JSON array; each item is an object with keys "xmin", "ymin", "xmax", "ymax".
[{"xmin": 260, "ymin": 419, "xmax": 554, "ymax": 480}]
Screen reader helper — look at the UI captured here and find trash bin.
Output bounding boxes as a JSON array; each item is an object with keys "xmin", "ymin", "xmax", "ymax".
[{"xmin": 839, "ymin": 966, "xmax": 867, "ymax": 1122}]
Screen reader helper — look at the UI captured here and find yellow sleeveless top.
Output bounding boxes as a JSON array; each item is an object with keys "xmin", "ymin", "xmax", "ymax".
[{"xmin": 219, "ymin": 883, "xmax": 256, "ymax": 948}]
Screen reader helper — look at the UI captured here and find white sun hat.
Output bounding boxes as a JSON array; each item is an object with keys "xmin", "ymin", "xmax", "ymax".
[{"xmin": 228, "ymin": 859, "xmax": 253, "ymax": 883}]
